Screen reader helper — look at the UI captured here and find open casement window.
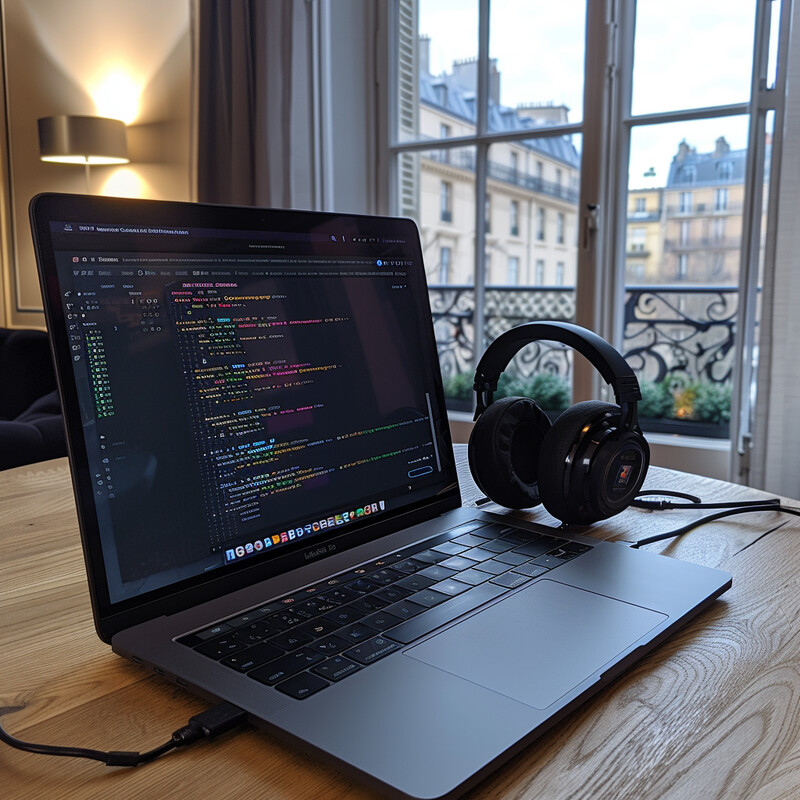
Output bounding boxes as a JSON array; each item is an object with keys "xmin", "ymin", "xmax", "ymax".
[{"xmin": 388, "ymin": 0, "xmax": 791, "ymax": 483}]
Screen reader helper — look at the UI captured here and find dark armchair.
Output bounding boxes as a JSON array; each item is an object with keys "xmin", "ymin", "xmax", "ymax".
[{"xmin": 0, "ymin": 328, "xmax": 67, "ymax": 470}]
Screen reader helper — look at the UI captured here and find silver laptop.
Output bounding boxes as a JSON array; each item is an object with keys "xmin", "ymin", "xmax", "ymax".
[{"xmin": 30, "ymin": 193, "xmax": 730, "ymax": 799}]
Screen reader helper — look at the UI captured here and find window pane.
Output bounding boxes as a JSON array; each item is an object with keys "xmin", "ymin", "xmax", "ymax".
[
  {"xmin": 623, "ymin": 117, "xmax": 749, "ymax": 438},
  {"xmin": 479, "ymin": 138, "xmax": 582, "ymax": 413},
  {"xmin": 399, "ymin": 146, "xmax": 477, "ymax": 401},
  {"xmin": 489, "ymin": 0, "xmax": 585, "ymax": 128},
  {"xmin": 397, "ymin": 0, "xmax": 479, "ymax": 144},
  {"xmin": 414, "ymin": 147, "xmax": 476, "ymax": 286},
  {"xmin": 632, "ymin": 0, "xmax": 756, "ymax": 116}
]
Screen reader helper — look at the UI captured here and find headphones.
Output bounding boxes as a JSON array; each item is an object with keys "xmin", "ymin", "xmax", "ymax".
[{"xmin": 468, "ymin": 321, "xmax": 650, "ymax": 525}]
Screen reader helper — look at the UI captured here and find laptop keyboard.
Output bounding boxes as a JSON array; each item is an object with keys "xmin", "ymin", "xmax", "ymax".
[{"xmin": 178, "ymin": 520, "xmax": 592, "ymax": 699}]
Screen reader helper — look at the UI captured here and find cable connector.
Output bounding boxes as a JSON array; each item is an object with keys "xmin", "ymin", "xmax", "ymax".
[
  {"xmin": 105, "ymin": 750, "xmax": 144, "ymax": 767},
  {"xmin": 171, "ymin": 702, "xmax": 249, "ymax": 747},
  {"xmin": 0, "ymin": 701, "xmax": 249, "ymax": 768}
]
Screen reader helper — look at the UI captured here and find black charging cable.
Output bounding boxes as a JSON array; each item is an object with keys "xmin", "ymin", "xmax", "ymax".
[
  {"xmin": 630, "ymin": 489, "xmax": 800, "ymax": 548},
  {"xmin": 631, "ymin": 490, "xmax": 782, "ymax": 511},
  {"xmin": 0, "ymin": 701, "xmax": 248, "ymax": 767}
]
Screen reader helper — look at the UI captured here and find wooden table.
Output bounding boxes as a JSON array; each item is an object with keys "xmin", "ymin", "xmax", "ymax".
[{"xmin": 2, "ymin": 452, "xmax": 800, "ymax": 800}]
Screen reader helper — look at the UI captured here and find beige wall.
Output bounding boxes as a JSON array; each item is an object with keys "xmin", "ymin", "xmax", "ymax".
[{"xmin": 0, "ymin": 0, "xmax": 192, "ymax": 329}]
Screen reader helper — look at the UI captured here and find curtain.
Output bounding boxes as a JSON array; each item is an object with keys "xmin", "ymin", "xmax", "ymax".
[
  {"xmin": 748, "ymin": 5, "xmax": 800, "ymax": 496},
  {"xmin": 193, "ymin": 0, "xmax": 315, "ymax": 208}
]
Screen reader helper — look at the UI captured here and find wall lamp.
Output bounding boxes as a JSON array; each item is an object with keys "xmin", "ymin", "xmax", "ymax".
[{"xmin": 38, "ymin": 115, "xmax": 129, "ymax": 190}]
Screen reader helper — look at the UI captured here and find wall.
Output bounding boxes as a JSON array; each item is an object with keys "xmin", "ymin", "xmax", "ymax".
[{"xmin": 0, "ymin": 0, "xmax": 192, "ymax": 329}]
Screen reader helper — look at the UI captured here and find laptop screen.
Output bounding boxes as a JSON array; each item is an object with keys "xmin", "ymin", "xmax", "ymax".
[{"xmin": 32, "ymin": 196, "xmax": 459, "ymax": 619}]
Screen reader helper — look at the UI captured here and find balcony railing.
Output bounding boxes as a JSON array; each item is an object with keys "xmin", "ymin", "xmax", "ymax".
[
  {"xmin": 430, "ymin": 283, "xmax": 738, "ymax": 436},
  {"xmin": 664, "ymin": 237, "xmax": 741, "ymax": 251},
  {"xmin": 423, "ymin": 150, "xmax": 579, "ymax": 204},
  {"xmin": 665, "ymin": 202, "xmax": 744, "ymax": 217}
]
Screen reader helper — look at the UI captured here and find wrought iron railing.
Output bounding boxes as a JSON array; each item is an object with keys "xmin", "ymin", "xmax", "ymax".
[
  {"xmin": 664, "ymin": 202, "xmax": 744, "ymax": 217},
  {"xmin": 430, "ymin": 283, "xmax": 737, "ymax": 436}
]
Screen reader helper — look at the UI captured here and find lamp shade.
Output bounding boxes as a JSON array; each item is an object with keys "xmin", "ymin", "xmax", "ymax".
[{"xmin": 38, "ymin": 115, "xmax": 129, "ymax": 165}]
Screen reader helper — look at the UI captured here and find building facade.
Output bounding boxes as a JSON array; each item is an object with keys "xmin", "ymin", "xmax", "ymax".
[
  {"xmin": 414, "ymin": 39, "xmax": 581, "ymax": 289},
  {"xmin": 625, "ymin": 137, "xmax": 749, "ymax": 286}
]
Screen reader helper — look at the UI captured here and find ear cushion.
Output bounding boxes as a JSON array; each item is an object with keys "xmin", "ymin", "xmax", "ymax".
[
  {"xmin": 468, "ymin": 396, "xmax": 552, "ymax": 509},
  {"xmin": 537, "ymin": 400, "xmax": 619, "ymax": 524}
]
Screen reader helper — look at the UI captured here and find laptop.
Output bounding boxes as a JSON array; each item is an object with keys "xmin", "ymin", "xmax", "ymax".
[{"xmin": 30, "ymin": 193, "xmax": 731, "ymax": 799}]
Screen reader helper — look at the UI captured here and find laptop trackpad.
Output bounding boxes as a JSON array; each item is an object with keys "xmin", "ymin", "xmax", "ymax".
[{"xmin": 405, "ymin": 579, "xmax": 666, "ymax": 709}]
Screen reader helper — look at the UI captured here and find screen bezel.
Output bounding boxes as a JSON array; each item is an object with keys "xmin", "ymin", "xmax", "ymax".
[{"xmin": 30, "ymin": 193, "xmax": 461, "ymax": 642}]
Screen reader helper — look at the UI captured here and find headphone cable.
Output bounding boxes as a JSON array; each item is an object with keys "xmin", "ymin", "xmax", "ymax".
[
  {"xmin": 631, "ymin": 489, "xmax": 782, "ymax": 511},
  {"xmin": 631, "ymin": 492, "xmax": 799, "ymax": 548}
]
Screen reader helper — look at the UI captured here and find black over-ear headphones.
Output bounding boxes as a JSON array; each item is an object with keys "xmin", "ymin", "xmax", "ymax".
[{"xmin": 468, "ymin": 321, "xmax": 650, "ymax": 525}]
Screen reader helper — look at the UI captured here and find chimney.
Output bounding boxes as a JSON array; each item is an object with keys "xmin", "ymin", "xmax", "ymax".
[
  {"xmin": 676, "ymin": 139, "xmax": 693, "ymax": 162},
  {"xmin": 516, "ymin": 102, "xmax": 570, "ymax": 125},
  {"xmin": 714, "ymin": 136, "xmax": 730, "ymax": 157},
  {"xmin": 419, "ymin": 35, "xmax": 430, "ymax": 76},
  {"xmin": 489, "ymin": 58, "xmax": 500, "ymax": 105},
  {"xmin": 452, "ymin": 57, "xmax": 478, "ymax": 94}
]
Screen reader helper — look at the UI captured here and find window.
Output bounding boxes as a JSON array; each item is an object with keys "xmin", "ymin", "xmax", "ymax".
[
  {"xmin": 439, "ymin": 246, "xmax": 451, "ymax": 283},
  {"xmin": 440, "ymin": 123, "xmax": 451, "ymax": 162},
  {"xmin": 510, "ymin": 199, "xmax": 520, "ymax": 236},
  {"xmin": 440, "ymin": 181, "xmax": 452, "ymax": 223},
  {"xmin": 536, "ymin": 207, "xmax": 546, "ymax": 241},
  {"xmin": 712, "ymin": 217, "xmax": 726, "ymax": 242},
  {"xmin": 390, "ymin": 0, "xmax": 787, "ymax": 461},
  {"xmin": 630, "ymin": 227, "xmax": 647, "ymax": 252},
  {"xmin": 507, "ymin": 256, "xmax": 519, "ymax": 284}
]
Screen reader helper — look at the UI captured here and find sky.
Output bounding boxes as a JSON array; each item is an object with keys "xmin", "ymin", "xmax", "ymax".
[{"xmin": 418, "ymin": 0, "xmax": 767, "ymax": 189}]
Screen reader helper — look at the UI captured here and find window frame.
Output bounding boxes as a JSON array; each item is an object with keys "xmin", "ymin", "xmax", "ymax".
[
  {"xmin": 536, "ymin": 206, "xmax": 546, "ymax": 241},
  {"xmin": 439, "ymin": 245, "xmax": 452, "ymax": 283},
  {"xmin": 510, "ymin": 198, "xmax": 519, "ymax": 236},
  {"xmin": 440, "ymin": 180, "xmax": 453, "ymax": 223},
  {"xmin": 507, "ymin": 255, "xmax": 519, "ymax": 284},
  {"xmin": 385, "ymin": 0, "xmax": 790, "ymax": 469}
]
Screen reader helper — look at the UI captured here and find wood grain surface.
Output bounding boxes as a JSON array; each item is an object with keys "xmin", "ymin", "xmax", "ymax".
[{"xmin": 2, "ymin": 453, "xmax": 799, "ymax": 800}]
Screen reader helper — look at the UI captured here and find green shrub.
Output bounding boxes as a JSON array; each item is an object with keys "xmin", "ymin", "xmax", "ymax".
[
  {"xmin": 495, "ymin": 372, "xmax": 530, "ymax": 399},
  {"xmin": 690, "ymin": 381, "xmax": 732, "ymax": 424},
  {"xmin": 442, "ymin": 371, "xmax": 474, "ymax": 401},
  {"xmin": 496, "ymin": 371, "xmax": 570, "ymax": 410},
  {"xmin": 638, "ymin": 380, "xmax": 674, "ymax": 419},
  {"xmin": 650, "ymin": 378, "xmax": 731, "ymax": 424},
  {"xmin": 528, "ymin": 372, "xmax": 570, "ymax": 410}
]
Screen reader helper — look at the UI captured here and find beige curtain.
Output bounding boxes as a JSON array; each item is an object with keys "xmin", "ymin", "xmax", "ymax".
[
  {"xmin": 749, "ymin": 3, "xmax": 800, "ymax": 496},
  {"xmin": 193, "ymin": 0, "xmax": 315, "ymax": 208}
]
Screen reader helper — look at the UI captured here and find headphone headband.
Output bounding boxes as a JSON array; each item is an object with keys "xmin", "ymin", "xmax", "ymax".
[{"xmin": 473, "ymin": 321, "xmax": 641, "ymax": 421}]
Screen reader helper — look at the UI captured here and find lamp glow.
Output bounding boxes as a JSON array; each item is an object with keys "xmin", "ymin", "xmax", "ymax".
[{"xmin": 92, "ymin": 71, "xmax": 141, "ymax": 126}]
